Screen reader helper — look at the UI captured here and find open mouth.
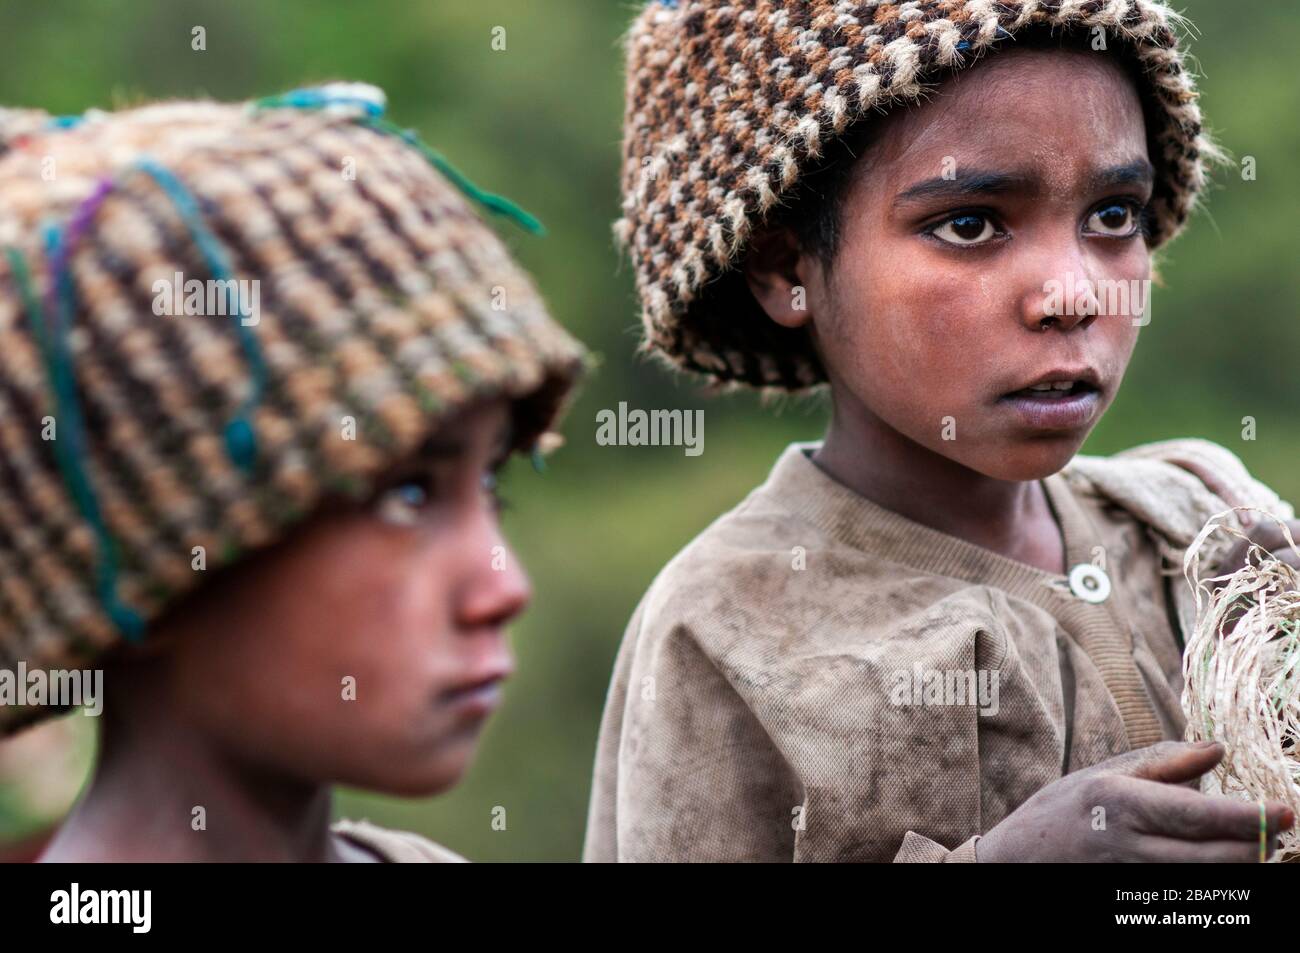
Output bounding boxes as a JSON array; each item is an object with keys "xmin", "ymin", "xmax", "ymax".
[
  {"xmin": 1003, "ymin": 380, "xmax": 1099, "ymax": 401},
  {"xmin": 998, "ymin": 378, "xmax": 1102, "ymax": 430}
]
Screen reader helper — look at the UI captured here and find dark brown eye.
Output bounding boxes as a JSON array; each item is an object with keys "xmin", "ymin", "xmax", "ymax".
[
  {"xmin": 931, "ymin": 213, "xmax": 996, "ymax": 245},
  {"xmin": 1086, "ymin": 202, "xmax": 1138, "ymax": 237}
]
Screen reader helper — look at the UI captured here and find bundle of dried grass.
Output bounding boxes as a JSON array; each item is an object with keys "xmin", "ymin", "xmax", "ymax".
[{"xmin": 1181, "ymin": 507, "xmax": 1300, "ymax": 862}]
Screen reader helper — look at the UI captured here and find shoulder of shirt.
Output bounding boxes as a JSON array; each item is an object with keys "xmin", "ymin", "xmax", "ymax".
[
  {"xmin": 636, "ymin": 465, "xmax": 846, "ymax": 607},
  {"xmin": 1062, "ymin": 436, "xmax": 1294, "ymax": 544},
  {"xmin": 331, "ymin": 818, "xmax": 469, "ymax": 863}
]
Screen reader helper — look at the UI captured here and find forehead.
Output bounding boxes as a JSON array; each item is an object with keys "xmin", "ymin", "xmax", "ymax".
[{"xmin": 864, "ymin": 46, "xmax": 1148, "ymax": 194}]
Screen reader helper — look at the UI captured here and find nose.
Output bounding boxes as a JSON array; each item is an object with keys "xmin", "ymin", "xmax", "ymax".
[
  {"xmin": 1017, "ymin": 233, "xmax": 1101, "ymax": 334},
  {"xmin": 456, "ymin": 526, "xmax": 532, "ymax": 633}
]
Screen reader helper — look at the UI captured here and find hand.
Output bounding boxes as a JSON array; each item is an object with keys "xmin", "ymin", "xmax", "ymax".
[
  {"xmin": 976, "ymin": 741, "xmax": 1294, "ymax": 862},
  {"xmin": 1207, "ymin": 516, "xmax": 1300, "ymax": 631},
  {"xmin": 1212, "ymin": 516, "xmax": 1300, "ymax": 580}
]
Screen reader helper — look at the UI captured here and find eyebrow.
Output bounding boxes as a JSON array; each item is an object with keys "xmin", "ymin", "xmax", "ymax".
[
  {"xmin": 416, "ymin": 419, "xmax": 514, "ymax": 465},
  {"xmin": 417, "ymin": 436, "xmax": 468, "ymax": 459},
  {"xmin": 893, "ymin": 159, "xmax": 1156, "ymax": 208}
]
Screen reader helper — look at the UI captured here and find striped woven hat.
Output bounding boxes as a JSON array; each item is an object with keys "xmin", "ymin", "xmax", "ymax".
[
  {"xmin": 618, "ymin": 0, "xmax": 1219, "ymax": 390},
  {"xmin": 0, "ymin": 83, "xmax": 587, "ymax": 734}
]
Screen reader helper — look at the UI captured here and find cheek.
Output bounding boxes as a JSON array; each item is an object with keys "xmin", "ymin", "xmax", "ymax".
[
  {"xmin": 829, "ymin": 254, "xmax": 992, "ymax": 413},
  {"xmin": 302, "ymin": 533, "xmax": 470, "ymax": 718},
  {"xmin": 167, "ymin": 521, "xmax": 462, "ymax": 770}
]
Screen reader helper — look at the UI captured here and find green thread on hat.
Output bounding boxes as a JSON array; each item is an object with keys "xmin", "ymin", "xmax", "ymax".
[
  {"xmin": 249, "ymin": 86, "xmax": 546, "ymax": 236},
  {"xmin": 412, "ymin": 382, "xmax": 443, "ymax": 413},
  {"xmin": 451, "ymin": 359, "xmax": 477, "ymax": 385},
  {"xmin": 133, "ymin": 157, "xmax": 264, "ymax": 474},
  {"xmin": 361, "ymin": 115, "xmax": 546, "ymax": 236},
  {"xmin": 6, "ymin": 242, "xmax": 145, "ymax": 642}
]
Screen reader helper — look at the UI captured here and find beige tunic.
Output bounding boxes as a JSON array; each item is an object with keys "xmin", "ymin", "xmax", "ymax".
[{"xmin": 583, "ymin": 438, "xmax": 1294, "ymax": 862}]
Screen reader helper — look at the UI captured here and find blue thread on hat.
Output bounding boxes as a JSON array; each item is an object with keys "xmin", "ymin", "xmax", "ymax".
[
  {"xmin": 46, "ymin": 115, "xmax": 85, "ymax": 130},
  {"xmin": 132, "ymin": 157, "xmax": 265, "ymax": 474},
  {"xmin": 6, "ymin": 231, "xmax": 146, "ymax": 641},
  {"xmin": 256, "ymin": 86, "xmax": 386, "ymax": 119},
  {"xmin": 45, "ymin": 196, "xmax": 148, "ymax": 641}
]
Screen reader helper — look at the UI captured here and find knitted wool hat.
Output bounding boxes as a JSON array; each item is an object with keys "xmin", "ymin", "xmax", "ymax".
[
  {"xmin": 617, "ymin": 0, "xmax": 1218, "ymax": 390},
  {"xmin": 0, "ymin": 84, "xmax": 587, "ymax": 734}
]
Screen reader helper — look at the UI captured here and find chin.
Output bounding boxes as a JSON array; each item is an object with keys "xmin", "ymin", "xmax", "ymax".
[
  {"xmin": 359, "ymin": 742, "xmax": 478, "ymax": 798},
  {"xmin": 968, "ymin": 436, "xmax": 1087, "ymax": 482},
  {"xmin": 359, "ymin": 765, "xmax": 466, "ymax": 798}
]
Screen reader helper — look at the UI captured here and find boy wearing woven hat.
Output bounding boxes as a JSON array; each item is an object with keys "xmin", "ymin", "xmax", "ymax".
[
  {"xmin": 586, "ymin": 1, "xmax": 1300, "ymax": 861},
  {"xmin": 0, "ymin": 84, "xmax": 586, "ymax": 861}
]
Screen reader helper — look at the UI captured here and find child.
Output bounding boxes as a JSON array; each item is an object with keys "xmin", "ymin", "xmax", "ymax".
[
  {"xmin": 586, "ymin": 0, "xmax": 1299, "ymax": 861},
  {"xmin": 0, "ymin": 84, "xmax": 587, "ymax": 861}
]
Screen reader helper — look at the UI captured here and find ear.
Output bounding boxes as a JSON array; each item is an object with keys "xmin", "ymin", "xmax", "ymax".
[{"xmin": 743, "ymin": 226, "xmax": 815, "ymax": 330}]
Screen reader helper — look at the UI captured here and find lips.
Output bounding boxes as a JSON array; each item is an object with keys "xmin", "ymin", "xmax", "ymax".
[
  {"xmin": 1005, "ymin": 380, "xmax": 1098, "ymax": 400},
  {"xmin": 442, "ymin": 676, "xmax": 506, "ymax": 717},
  {"xmin": 440, "ymin": 656, "xmax": 514, "ymax": 717},
  {"xmin": 1002, "ymin": 366, "xmax": 1102, "ymax": 399},
  {"xmin": 998, "ymin": 384, "xmax": 1102, "ymax": 430}
]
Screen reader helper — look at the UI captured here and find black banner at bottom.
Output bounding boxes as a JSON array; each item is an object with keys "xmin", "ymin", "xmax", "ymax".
[{"xmin": 0, "ymin": 861, "xmax": 1287, "ymax": 940}]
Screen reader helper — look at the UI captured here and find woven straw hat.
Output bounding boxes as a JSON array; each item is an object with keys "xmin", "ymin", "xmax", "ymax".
[
  {"xmin": 0, "ymin": 84, "xmax": 587, "ymax": 733},
  {"xmin": 617, "ymin": 0, "xmax": 1218, "ymax": 390}
]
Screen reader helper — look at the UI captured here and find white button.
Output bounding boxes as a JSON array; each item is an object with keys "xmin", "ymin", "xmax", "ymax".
[{"xmin": 1068, "ymin": 563, "xmax": 1111, "ymax": 604}]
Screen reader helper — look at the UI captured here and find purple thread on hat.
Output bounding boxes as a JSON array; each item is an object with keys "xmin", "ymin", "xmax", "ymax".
[
  {"xmin": 37, "ymin": 177, "xmax": 147, "ymax": 640},
  {"xmin": 43, "ymin": 177, "xmax": 115, "ymax": 326}
]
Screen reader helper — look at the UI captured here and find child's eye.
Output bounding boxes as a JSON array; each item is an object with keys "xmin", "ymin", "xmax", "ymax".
[
  {"xmin": 928, "ymin": 212, "xmax": 999, "ymax": 246},
  {"xmin": 1085, "ymin": 201, "xmax": 1142, "ymax": 238},
  {"xmin": 373, "ymin": 476, "xmax": 435, "ymax": 527},
  {"xmin": 372, "ymin": 466, "xmax": 507, "ymax": 526},
  {"xmin": 482, "ymin": 470, "xmax": 509, "ymax": 514}
]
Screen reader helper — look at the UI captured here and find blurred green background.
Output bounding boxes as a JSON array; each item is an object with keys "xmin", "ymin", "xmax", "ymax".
[{"xmin": 0, "ymin": 0, "xmax": 1296, "ymax": 861}]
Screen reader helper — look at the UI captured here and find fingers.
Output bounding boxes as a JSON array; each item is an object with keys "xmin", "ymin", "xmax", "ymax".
[
  {"xmin": 1117, "ymin": 740, "xmax": 1224, "ymax": 785},
  {"xmin": 1122, "ymin": 780, "xmax": 1295, "ymax": 842},
  {"xmin": 1137, "ymin": 836, "xmax": 1274, "ymax": 864},
  {"xmin": 1237, "ymin": 520, "xmax": 1300, "ymax": 560},
  {"xmin": 1212, "ymin": 519, "xmax": 1300, "ymax": 577}
]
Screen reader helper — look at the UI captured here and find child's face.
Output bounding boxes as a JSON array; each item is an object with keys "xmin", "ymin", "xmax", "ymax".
[
  {"xmin": 145, "ymin": 399, "xmax": 530, "ymax": 796},
  {"xmin": 772, "ymin": 47, "xmax": 1151, "ymax": 481}
]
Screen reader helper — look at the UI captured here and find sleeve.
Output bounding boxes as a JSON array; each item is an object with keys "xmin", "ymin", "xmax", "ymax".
[
  {"xmin": 894, "ymin": 832, "xmax": 982, "ymax": 862},
  {"xmin": 582, "ymin": 600, "xmax": 643, "ymax": 862},
  {"xmin": 589, "ymin": 602, "xmax": 803, "ymax": 862}
]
